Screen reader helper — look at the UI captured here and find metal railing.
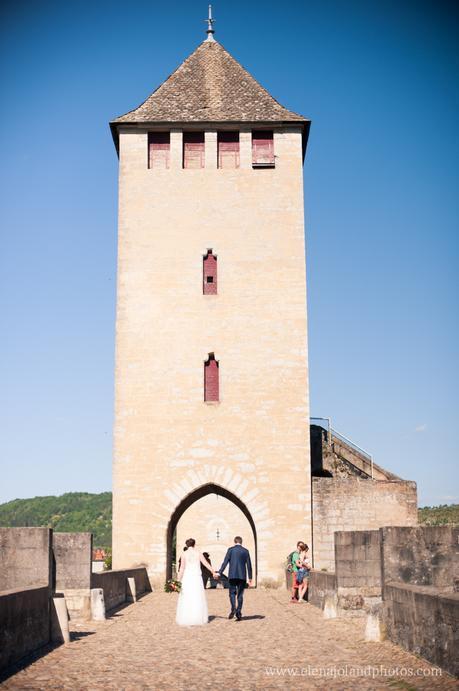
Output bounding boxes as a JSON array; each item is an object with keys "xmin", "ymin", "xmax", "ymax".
[
  {"xmin": 310, "ymin": 417, "xmax": 331, "ymax": 445},
  {"xmin": 310, "ymin": 417, "xmax": 374, "ymax": 479}
]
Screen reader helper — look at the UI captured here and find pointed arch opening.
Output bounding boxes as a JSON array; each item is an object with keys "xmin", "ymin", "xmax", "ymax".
[{"xmin": 166, "ymin": 483, "xmax": 257, "ymax": 584}]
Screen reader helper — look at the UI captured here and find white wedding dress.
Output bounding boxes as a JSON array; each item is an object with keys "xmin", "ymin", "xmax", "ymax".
[{"xmin": 176, "ymin": 547, "xmax": 209, "ymax": 626}]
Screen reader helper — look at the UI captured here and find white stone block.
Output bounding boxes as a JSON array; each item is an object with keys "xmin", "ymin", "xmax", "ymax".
[
  {"xmin": 323, "ymin": 593, "xmax": 338, "ymax": 619},
  {"xmin": 91, "ymin": 588, "xmax": 106, "ymax": 621}
]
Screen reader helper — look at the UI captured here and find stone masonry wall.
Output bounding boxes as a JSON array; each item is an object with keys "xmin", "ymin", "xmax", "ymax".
[
  {"xmin": 53, "ymin": 532, "xmax": 93, "ymax": 621},
  {"xmin": 335, "ymin": 530, "xmax": 381, "ymax": 592},
  {"xmin": 0, "ymin": 585, "xmax": 50, "ymax": 672},
  {"xmin": 0, "ymin": 527, "xmax": 52, "ymax": 592},
  {"xmin": 91, "ymin": 567, "xmax": 152, "ymax": 612},
  {"xmin": 334, "ymin": 530, "xmax": 382, "ymax": 615},
  {"xmin": 312, "ymin": 479, "xmax": 417, "ymax": 570},
  {"xmin": 384, "ymin": 582, "xmax": 459, "ymax": 677},
  {"xmin": 53, "ymin": 532, "xmax": 93, "ymax": 590},
  {"xmin": 306, "ymin": 526, "xmax": 459, "ymax": 675},
  {"xmin": 308, "ymin": 570, "xmax": 337, "ymax": 608},
  {"xmin": 381, "ymin": 525, "xmax": 459, "ymax": 590}
]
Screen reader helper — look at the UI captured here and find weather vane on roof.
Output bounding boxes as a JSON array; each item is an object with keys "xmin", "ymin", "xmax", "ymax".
[{"xmin": 205, "ymin": 4, "xmax": 215, "ymax": 41}]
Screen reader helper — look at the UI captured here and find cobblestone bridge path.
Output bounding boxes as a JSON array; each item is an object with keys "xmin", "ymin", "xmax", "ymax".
[{"xmin": 1, "ymin": 590, "xmax": 457, "ymax": 690}]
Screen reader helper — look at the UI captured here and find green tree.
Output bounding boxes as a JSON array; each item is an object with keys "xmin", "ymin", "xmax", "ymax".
[
  {"xmin": 0, "ymin": 492, "xmax": 113, "ymax": 548},
  {"xmin": 418, "ymin": 504, "xmax": 458, "ymax": 526}
]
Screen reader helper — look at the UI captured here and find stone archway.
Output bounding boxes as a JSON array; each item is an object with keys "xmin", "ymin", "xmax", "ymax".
[{"xmin": 166, "ymin": 483, "xmax": 257, "ymax": 583}]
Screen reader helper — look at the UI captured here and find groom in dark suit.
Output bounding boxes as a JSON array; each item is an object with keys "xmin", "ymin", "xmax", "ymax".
[{"xmin": 216, "ymin": 536, "xmax": 253, "ymax": 621}]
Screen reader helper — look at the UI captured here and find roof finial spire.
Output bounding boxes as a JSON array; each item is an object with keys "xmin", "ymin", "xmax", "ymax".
[{"xmin": 205, "ymin": 4, "xmax": 215, "ymax": 42}]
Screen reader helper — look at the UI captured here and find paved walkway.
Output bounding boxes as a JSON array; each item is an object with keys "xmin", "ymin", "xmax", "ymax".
[{"xmin": 2, "ymin": 590, "xmax": 457, "ymax": 690}]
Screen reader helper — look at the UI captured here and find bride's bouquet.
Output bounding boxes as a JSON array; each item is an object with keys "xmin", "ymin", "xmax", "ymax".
[{"xmin": 164, "ymin": 579, "xmax": 182, "ymax": 593}]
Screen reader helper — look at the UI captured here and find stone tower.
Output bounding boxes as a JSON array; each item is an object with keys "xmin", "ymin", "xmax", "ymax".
[{"xmin": 110, "ymin": 29, "xmax": 311, "ymax": 586}]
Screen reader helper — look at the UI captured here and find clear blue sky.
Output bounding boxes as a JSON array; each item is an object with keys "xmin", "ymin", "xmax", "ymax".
[{"xmin": 0, "ymin": 0, "xmax": 457, "ymax": 507}]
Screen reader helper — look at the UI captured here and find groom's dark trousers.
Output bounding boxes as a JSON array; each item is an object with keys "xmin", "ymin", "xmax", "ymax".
[
  {"xmin": 219, "ymin": 544, "xmax": 253, "ymax": 617},
  {"xmin": 229, "ymin": 578, "xmax": 245, "ymax": 616}
]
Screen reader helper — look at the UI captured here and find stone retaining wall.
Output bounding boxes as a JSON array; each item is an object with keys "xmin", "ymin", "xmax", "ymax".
[
  {"xmin": 307, "ymin": 526, "xmax": 459, "ymax": 675},
  {"xmin": 53, "ymin": 532, "xmax": 93, "ymax": 620},
  {"xmin": 381, "ymin": 526, "xmax": 458, "ymax": 589},
  {"xmin": 54, "ymin": 532, "xmax": 92, "ymax": 590},
  {"xmin": 0, "ymin": 585, "xmax": 50, "ymax": 671},
  {"xmin": 0, "ymin": 531, "xmax": 152, "ymax": 675},
  {"xmin": 312, "ymin": 478, "xmax": 417, "ymax": 570},
  {"xmin": 91, "ymin": 568, "xmax": 152, "ymax": 611},
  {"xmin": 384, "ymin": 581, "xmax": 459, "ymax": 677},
  {"xmin": 335, "ymin": 529, "xmax": 382, "ymax": 615},
  {"xmin": 308, "ymin": 569, "xmax": 337, "ymax": 608},
  {"xmin": 0, "ymin": 527, "xmax": 52, "ymax": 591}
]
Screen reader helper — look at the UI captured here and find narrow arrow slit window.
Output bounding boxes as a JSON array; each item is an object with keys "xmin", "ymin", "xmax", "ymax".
[
  {"xmin": 204, "ymin": 353, "xmax": 219, "ymax": 402},
  {"xmin": 203, "ymin": 249, "xmax": 217, "ymax": 294}
]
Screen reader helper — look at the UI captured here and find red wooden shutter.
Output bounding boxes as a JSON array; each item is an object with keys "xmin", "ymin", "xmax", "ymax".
[
  {"xmin": 148, "ymin": 132, "xmax": 170, "ymax": 169},
  {"xmin": 204, "ymin": 354, "xmax": 219, "ymax": 402},
  {"xmin": 252, "ymin": 131, "xmax": 274, "ymax": 166},
  {"xmin": 203, "ymin": 250, "xmax": 217, "ymax": 295},
  {"xmin": 183, "ymin": 133, "xmax": 205, "ymax": 169},
  {"xmin": 218, "ymin": 132, "xmax": 240, "ymax": 169}
]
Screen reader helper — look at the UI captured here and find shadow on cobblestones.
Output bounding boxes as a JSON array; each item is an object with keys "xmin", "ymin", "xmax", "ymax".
[
  {"xmin": 0, "ymin": 629, "xmax": 98, "ymax": 685},
  {"xmin": 0, "ymin": 642, "xmax": 57, "ymax": 685},
  {"xmin": 105, "ymin": 605, "xmax": 130, "ymax": 619},
  {"xmin": 70, "ymin": 631, "xmax": 96, "ymax": 641}
]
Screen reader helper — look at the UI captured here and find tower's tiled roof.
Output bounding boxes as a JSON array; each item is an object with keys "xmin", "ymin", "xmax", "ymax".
[{"xmin": 112, "ymin": 40, "xmax": 307, "ymax": 124}]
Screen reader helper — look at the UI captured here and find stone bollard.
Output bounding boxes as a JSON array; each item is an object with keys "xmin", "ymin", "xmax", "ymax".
[
  {"xmin": 323, "ymin": 592, "xmax": 338, "ymax": 619},
  {"xmin": 91, "ymin": 588, "xmax": 106, "ymax": 621},
  {"xmin": 51, "ymin": 596, "xmax": 70, "ymax": 644},
  {"xmin": 365, "ymin": 607, "xmax": 385, "ymax": 642},
  {"xmin": 127, "ymin": 577, "xmax": 137, "ymax": 603}
]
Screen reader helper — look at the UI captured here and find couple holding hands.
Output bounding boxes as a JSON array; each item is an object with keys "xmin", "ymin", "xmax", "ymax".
[{"xmin": 176, "ymin": 536, "xmax": 253, "ymax": 626}]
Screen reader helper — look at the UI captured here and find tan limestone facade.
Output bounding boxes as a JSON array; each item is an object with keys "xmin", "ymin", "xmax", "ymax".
[
  {"xmin": 112, "ymin": 126, "xmax": 311, "ymax": 587},
  {"xmin": 312, "ymin": 478, "xmax": 418, "ymax": 570}
]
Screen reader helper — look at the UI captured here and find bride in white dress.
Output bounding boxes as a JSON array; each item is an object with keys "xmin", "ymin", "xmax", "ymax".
[{"xmin": 176, "ymin": 538, "xmax": 214, "ymax": 626}]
